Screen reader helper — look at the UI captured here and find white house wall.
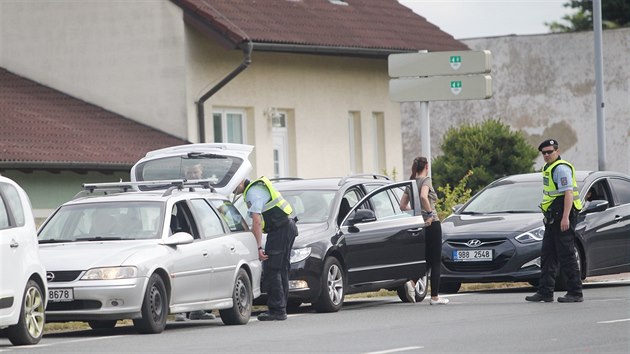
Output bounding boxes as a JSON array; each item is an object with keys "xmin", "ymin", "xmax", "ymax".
[
  {"xmin": 402, "ymin": 28, "xmax": 630, "ymax": 174},
  {"xmin": 185, "ymin": 27, "xmax": 404, "ymax": 179},
  {"xmin": 0, "ymin": 0, "xmax": 189, "ymax": 138}
]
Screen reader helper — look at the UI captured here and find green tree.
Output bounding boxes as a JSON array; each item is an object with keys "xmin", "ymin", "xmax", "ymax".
[
  {"xmin": 546, "ymin": 0, "xmax": 630, "ymax": 32},
  {"xmin": 432, "ymin": 119, "xmax": 538, "ymax": 195}
]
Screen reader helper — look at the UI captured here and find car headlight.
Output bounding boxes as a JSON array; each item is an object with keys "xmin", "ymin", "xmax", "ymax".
[
  {"xmin": 290, "ymin": 247, "xmax": 311, "ymax": 264},
  {"xmin": 515, "ymin": 226, "xmax": 545, "ymax": 244},
  {"xmin": 82, "ymin": 266, "xmax": 138, "ymax": 280}
]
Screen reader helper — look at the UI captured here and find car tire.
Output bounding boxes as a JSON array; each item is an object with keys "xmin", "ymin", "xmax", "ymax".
[
  {"xmin": 133, "ymin": 274, "xmax": 168, "ymax": 334},
  {"xmin": 555, "ymin": 242, "xmax": 583, "ymax": 291},
  {"xmin": 219, "ymin": 269, "xmax": 252, "ymax": 325},
  {"xmin": 398, "ymin": 271, "xmax": 429, "ymax": 303},
  {"xmin": 88, "ymin": 320, "xmax": 118, "ymax": 330},
  {"xmin": 5, "ymin": 280, "xmax": 45, "ymax": 346},
  {"xmin": 314, "ymin": 257, "xmax": 345, "ymax": 313},
  {"xmin": 439, "ymin": 281, "xmax": 461, "ymax": 294}
]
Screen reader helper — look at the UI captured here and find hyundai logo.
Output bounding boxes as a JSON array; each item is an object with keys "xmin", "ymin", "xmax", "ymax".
[
  {"xmin": 466, "ymin": 239, "xmax": 482, "ymax": 247},
  {"xmin": 46, "ymin": 272, "xmax": 55, "ymax": 282}
]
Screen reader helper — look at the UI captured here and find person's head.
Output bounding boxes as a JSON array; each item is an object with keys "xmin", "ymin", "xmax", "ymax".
[
  {"xmin": 409, "ymin": 156, "xmax": 429, "ymax": 179},
  {"xmin": 184, "ymin": 163, "xmax": 203, "ymax": 180},
  {"xmin": 538, "ymin": 139, "xmax": 560, "ymax": 163},
  {"xmin": 234, "ymin": 178, "xmax": 251, "ymax": 195}
]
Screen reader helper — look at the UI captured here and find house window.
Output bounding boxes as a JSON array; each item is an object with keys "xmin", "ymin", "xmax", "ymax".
[
  {"xmin": 348, "ymin": 111, "xmax": 363, "ymax": 173},
  {"xmin": 272, "ymin": 111, "xmax": 289, "ymax": 178},
  {"xmin": 213, "ymin": 109, "xmax": 245, "ymax": 143},
  {"xmin": 373, "ymin": 112, "xmax": 386, "ymax": 174}
]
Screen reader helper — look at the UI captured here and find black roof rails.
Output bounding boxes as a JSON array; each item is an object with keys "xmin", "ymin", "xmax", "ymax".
[
  {"xmin": 338, "ymin": 174, "xmax": 390, "ymax": 186},
  {"xmin": 269, "ymin": 177, "xmax": 303, "ymax": 183},
  {"xmin": 74, "ymin": 179, "xmax": 216, "ymax": 199}
]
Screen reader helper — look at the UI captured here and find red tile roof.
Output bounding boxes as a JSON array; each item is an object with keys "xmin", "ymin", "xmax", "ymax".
[
  {"xmin": 0, "ymin": 68, "xmax": 188, "ymax": 171},
  {"xmin": 173, "ymin": 0, "xmax": 468, "ymax": 55}
]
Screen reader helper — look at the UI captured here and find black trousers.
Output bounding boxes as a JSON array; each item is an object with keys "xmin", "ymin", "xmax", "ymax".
[
  {"xmin": 426, "ymin": 221, "xmax": 443, "ymax": 297},
  {"xmin": 262, "ymin": 219, "xmax": 298, "ymax": 315},
  {"xmin": 538, "ymin": 210, "xmax": 582, "ymax": 296}
]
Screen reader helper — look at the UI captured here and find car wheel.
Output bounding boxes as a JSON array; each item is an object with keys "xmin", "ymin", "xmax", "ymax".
[
  {"xmin": 219, "ymin": 269, "xmax": 252, "ymax": 325},
  {"xmin": 88, "ymin": 320, "xmax": 118, "ymax": 330},
  {"xmin": 439, "ymin": 281, "xmax": 461, "ymax": 294},
  {"xmin": 133, "ymin": 274, "xmax": 168, "ymax": 334},
  {"xmin": 6, "ymin": 280, "xmax": 45, "ymax": 346},
  {"xmin": 555, "ymin": 242, "xmax": 583, "ymax": 291},
  {"xmin": 314, "ymin": 257, "xmax": 345, "ymax": 313},
  {"xmin": 397, "ymin": 271, "xmax": 429, "ymax": 303}
]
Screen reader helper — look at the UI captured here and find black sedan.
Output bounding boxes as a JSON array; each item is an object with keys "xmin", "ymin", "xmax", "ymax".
[
  {"xmin": 439, "ymin": 171, "xmax": 630, "ymax": 293},
  {"xmin": 237, "ymin": 175, "xmax": 429, "ymax": 312}
]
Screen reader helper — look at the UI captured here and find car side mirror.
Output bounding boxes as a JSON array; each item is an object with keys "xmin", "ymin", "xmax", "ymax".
[
  {"xmin": 346, "ymin": 209, "xmax": 377, "ymax": 227},
  {"xmin": 581, "ymin": 199, "xmax": 608, "ymax": 214},
  {"xmin": 452, "ymin": 204, "xmax": 464, "ymax": 213},
  {"xmin": 162, "ymin": 232, "xmax": 194, "ymax": 246}
]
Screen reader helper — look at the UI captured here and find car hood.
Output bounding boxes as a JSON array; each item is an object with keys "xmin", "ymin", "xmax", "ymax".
[
  {"xmin": 39, "ymin": 240, "xmax": 158, "ymax": 271},
  {"xmin": 442, "ymin": 213, "xmax": 543, "ymax": 236},
  {"xmin": 261, "ymin": 222, "xmax": 329, "ymax": 249}
]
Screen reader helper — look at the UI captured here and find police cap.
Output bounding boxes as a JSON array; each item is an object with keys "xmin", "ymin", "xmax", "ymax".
[{"xmin": 538, "ymin": 139, "xmax": 559, "ymax": 151}]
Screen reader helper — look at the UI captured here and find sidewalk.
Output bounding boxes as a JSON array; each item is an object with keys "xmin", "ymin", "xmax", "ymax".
[{"xmin": 585, "ymin": 272, "xmax": 630, "ymax": 283}]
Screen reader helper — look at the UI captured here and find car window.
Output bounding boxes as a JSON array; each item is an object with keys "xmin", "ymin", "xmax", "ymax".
[
  {"xmin": 462, "ymin": 181, "xmax": 540, "ymax": 213},
  {"xmin": 0, "ymin": 190, "xmax": 9, "ymax": 229},
  {"xmin": 609, "ymin": 178, "xmax": 630, "ymax": 205},
  {"xmin": 0, "ymin": 183, "xmax": 25, "ymax": 227},
  {"xmin": 169, "ymin": 202, "xmax": 198, "ymax": 238},
  {"xmin": 133, "ymin": 156, "xmax": 242, "ymax": 191},
  {"xmin": 585, "ymin": 179, "xmax": 611, "ymax": 206},
  {"xmin": 189, "ymin": 199, "xmax": 226, "ymax": 238},
  {"xmin": 350, "ymin": 183, "xmax": 414, "ymax": 224},
  {"xmin": 280, "ymin": 190, "xmax": 336, "ymax": 223},
  {"xmin": 208, "ymin": 199, "xmax": 248, "ymax": 232},
  {"xmin": 39, "ymin": 202, "xmax": 163, "ymax": 241}
]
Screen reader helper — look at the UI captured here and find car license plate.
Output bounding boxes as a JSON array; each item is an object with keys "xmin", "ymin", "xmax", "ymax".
[
  {"xmin": 453, "ymin": 249, "xmax": 493, "ymax": 262},
  {"xmin": 49, "ymin": 288, "xmax": 74, "ymax": 302}
]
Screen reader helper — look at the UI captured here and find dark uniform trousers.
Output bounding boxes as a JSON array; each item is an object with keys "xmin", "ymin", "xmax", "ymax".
[
  {"xmin": 262, "ymin": 218, "xmax": 298, "ymax": 315},
  {"xmin": 539, "ymin": 207, "xmax": 582, "ymax": 296}
]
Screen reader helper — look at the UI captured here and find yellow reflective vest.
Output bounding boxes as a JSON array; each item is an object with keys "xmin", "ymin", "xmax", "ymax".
[
  {"xmin": 243, "ymin": 176, "xmax": 292, "ymax": 230},
  {"xmin": 541, "ymin": 159, "xmax": 582, "ymax": 212}
]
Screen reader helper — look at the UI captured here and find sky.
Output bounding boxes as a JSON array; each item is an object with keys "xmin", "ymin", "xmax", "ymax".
[{"xmin": 397, "ymin": 0, "xmax": 573, "ymax": 39}]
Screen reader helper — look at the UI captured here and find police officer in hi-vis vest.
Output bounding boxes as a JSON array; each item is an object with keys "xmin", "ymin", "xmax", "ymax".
[
  {"xmin": 235, "ymin": 177, "xmax": 298, "ymax": 320},
  {"xmin": 526, "ymin": 139, "xmax": 584, "ymax": 303}
]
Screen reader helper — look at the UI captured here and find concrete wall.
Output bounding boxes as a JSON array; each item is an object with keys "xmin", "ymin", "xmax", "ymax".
[
  {"xmin": 0, "ymin": 0, "xmax": 189, "ymax": 139},
  {"xmin": 401, "ymin": 28, "xmax": 630, "ymax": 175}
]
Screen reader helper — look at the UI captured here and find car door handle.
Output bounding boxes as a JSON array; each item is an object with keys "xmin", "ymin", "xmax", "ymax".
[
  {"xmin": 229, "ymin": 245, "xmax": 236, "ymax": 253},
  {"xmin": 407, "ymin": 227, "xmax": 422, "ymax": 236},
  {"xmin": 614, "ymin": 215, "xmax": 623, "ymax": 222},
  {"xmin": 10, "ymin": 239, "xmax": 19, "ymax": 248},
  {"xmin": 202, "ymin": 250, "xmax": 208, "ymax": 257}
]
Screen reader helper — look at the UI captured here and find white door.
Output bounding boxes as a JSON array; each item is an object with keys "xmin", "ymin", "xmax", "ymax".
[
  {"xmin": 271, "ymin": 111, "xmax": 289, "ymax": 178},
  {"xmin": 0, "ymin": 183, "xmax": 25, "ymax": 320}
]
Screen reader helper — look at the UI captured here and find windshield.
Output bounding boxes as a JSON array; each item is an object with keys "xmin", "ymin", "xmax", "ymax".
[
  {"xmin": 133, "ymin": 155, "xmax": 243, "ymax": 191},
  {"xmin": 39, "ymin": 201, "xmax": 164, "ymax": 242},
  {"xmin": 281, "ymin": 190, "xmax": 336, "ymax": 223},
  {"xmin": 460, "ymin": 181, "xmax": 541, "ymax": 214}
]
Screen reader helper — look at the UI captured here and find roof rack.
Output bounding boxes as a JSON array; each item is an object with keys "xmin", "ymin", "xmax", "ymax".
[
  {"xmin": 74, "ymin": 179, "xmax": 216, "ymax": 199},
  {"xmin": 269, "ymin": 177, "xmax": 303, "ymax": 183},
  {"xmin": 338, "ymin": 174, "xmax": 390, "ymax": 186}
]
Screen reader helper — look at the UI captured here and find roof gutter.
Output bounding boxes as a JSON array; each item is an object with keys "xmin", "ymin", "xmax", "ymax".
[
  {"xmin": 196, "ymin": 41, "xmax": 252, "ymax": 143},
  {"xmin": 250, "ymin": 42, "xmax": 414, "ymax": 58}
]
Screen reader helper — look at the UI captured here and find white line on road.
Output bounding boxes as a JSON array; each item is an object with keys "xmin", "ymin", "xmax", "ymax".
[
  {"xmin": 597, "ymin": 318, "xmax": 630, "ymax": 324},
  {"xmin": 363, "ymin": 346, "xmax": 424, "ymax": 354},
  {"xmin": 7, "ymin": 335, "xmax": 126, "ymax": 350}
]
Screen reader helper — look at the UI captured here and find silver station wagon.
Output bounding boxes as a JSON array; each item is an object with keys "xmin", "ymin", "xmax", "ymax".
[{"xmin": 38, "ymin": 146, "xmax": 260, "ymax": 334}]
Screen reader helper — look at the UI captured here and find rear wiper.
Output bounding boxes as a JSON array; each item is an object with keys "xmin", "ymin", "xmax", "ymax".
[
  {"xmin": 39, "ymin": 239, "xmax": 76, "ymax": 244},
  {"xmin": 75, "ymin": 236, "xmax": 124, "ymax": 241}
]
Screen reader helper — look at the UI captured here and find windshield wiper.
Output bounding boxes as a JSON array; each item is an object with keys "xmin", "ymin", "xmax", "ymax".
[
  {"xmin": 492, "ymin": 210, "xmax": 538, "ymax": 214},
  {"xmin": 75, "ymin": 236, "xmax": 124, "ymax": 241},
  {"xmin": 39, "ymin": 239, "xmax": 76, "ymax": 244},
  {"xmin": 459, "ymin": 211, "xmax": 483, "ymax": 215}
]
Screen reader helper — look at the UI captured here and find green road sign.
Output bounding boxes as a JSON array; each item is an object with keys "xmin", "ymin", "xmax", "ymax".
[
  {"xmin": 389, "ymin": 75, "xmax": 492, "ymax": 102},
  {"xmin": 388, "ymin": 50, "xmax": 491, "ymax": 77}
]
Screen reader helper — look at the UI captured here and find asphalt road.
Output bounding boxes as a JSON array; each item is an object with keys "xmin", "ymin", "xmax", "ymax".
[{"xmin": 2, "ymin": 280, "xmax": 629, "ymax": 353}]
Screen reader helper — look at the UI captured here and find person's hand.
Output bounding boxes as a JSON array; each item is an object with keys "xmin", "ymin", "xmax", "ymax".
[
  {"xmin": 424, "ymin": 216, "xmax": 433, "ymax": 227},
  {"xmin": 560, "ymin": 216, "xmax": 569, "ymax": 232},
  {"xmin": 258, "ymin": 248, "xmax": 268, "ymax": 261}
]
